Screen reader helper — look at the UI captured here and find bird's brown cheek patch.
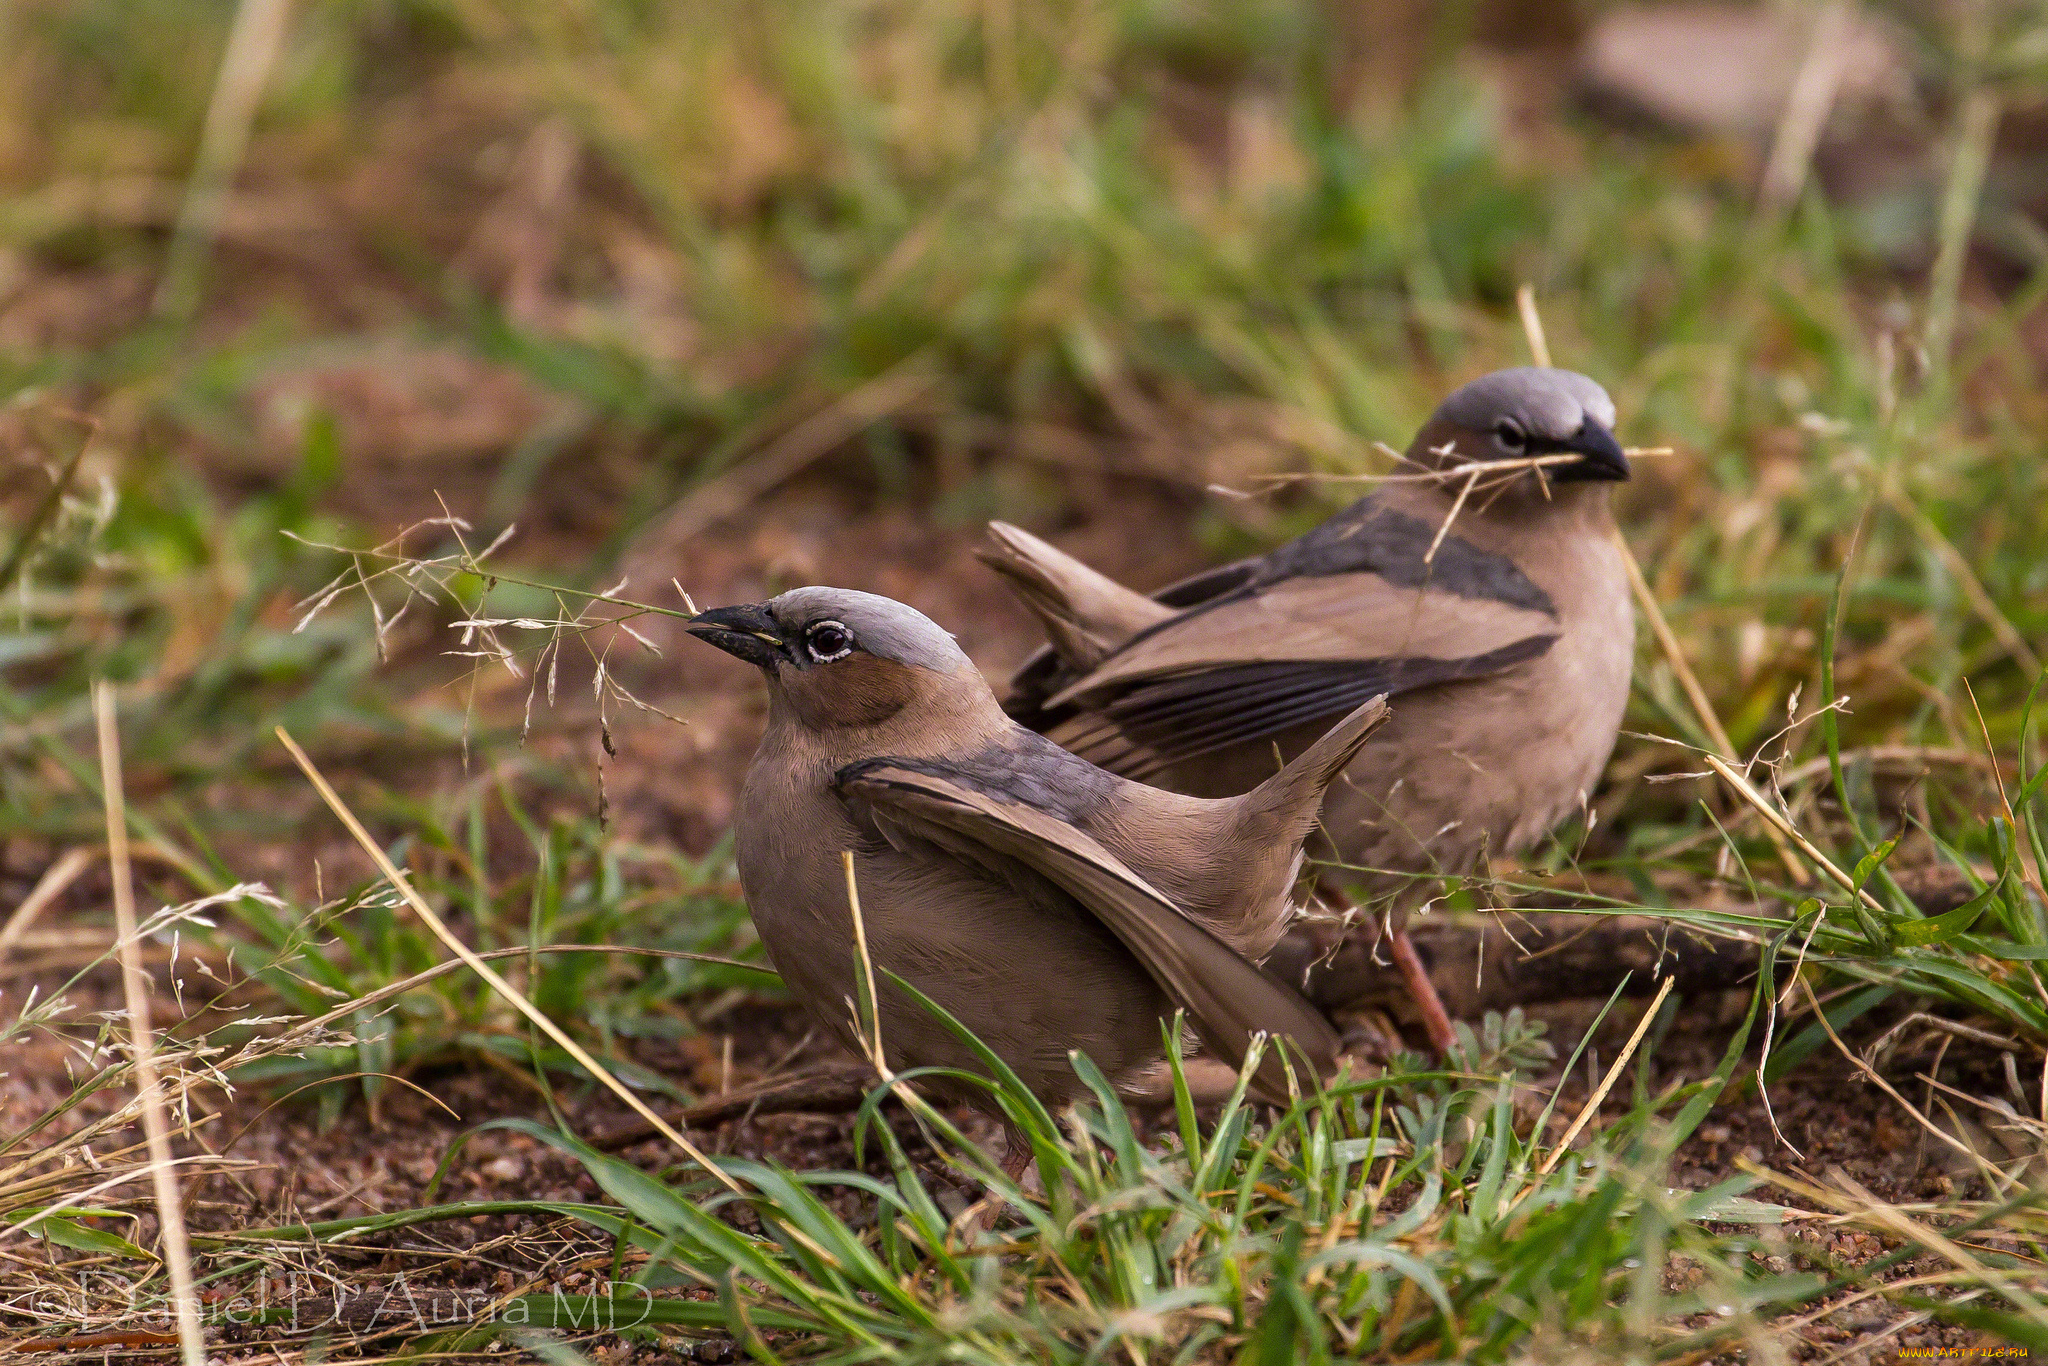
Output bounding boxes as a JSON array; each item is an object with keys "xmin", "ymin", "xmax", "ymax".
[{"xmin": 784, "ymin": 653, "xmax": 919, "ymax": 730}]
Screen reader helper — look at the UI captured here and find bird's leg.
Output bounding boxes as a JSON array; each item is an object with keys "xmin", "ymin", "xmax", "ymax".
[
  {"xmin": 1312, "ymin": 884, "xmax": 1460, "ymax": 1056},
  {"xmin": 1385, "ymin": 922, "xmax": 1459, "ymax": 1056}
]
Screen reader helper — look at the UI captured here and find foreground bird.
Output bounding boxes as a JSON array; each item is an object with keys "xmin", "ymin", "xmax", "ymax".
[
  {"xmin": 981, "ymin": 367, "xmax": 1636, "ymax": 1052},
  {"xmin": 687, "ymin": 587, "xmax": 1386, "ymax": 1144}
]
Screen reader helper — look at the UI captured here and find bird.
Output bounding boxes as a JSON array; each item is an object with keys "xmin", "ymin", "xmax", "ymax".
[
  {"xmin": 685, "ymin": 586, "xmax": 1387, "ymax": 1170},
  {"xmin": 978, "ymin": 366, "xmax": 1636, "ymax": 1054}
]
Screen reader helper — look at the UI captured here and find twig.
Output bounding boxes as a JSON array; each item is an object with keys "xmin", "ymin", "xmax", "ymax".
[
  {"xmin": 92, "ymin": 683, "xmax": 206, "ymax": 1366},
  {"xmin": 153, "ymin": 0, "xmax": 296, "ymax": 317},
  {"xmin": 1536, "ymin": 974, "xmax": 1676, "ymax": 1176},
  {"xmin": 273, "ymin": 725, "xmax": 746, "ymax": 1197},
  {"xmin": 7, "ymin": 1330, "xmax": 183, "ymax": 1353}
]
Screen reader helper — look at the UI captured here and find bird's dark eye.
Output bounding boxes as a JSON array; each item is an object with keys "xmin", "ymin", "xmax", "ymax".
[
  {"xmin": 1493, "ymin": 418, "xmax": 1528, "ymax": 453},
  {"xmin": 805, "ymin": 621, "xmax": 854, "ymax": 662}
]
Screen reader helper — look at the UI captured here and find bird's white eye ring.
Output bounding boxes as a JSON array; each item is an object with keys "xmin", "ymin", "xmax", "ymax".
[
  {"xmin": 1493, "ymin": 418, "xmax": 1528, "ymax": 453},
  {"xmin": 805, "ymin": 620, "xmax": 854, "ymax": 663}
]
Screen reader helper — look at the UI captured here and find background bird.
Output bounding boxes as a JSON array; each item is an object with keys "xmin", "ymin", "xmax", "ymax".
[
  {"xmin": 980, "ymin": 367, "xmax": 1637, "ymax": 1053},
  {"xmin": 686, "ymin": 586, "xmax": 1387, "ymax": 1168}
]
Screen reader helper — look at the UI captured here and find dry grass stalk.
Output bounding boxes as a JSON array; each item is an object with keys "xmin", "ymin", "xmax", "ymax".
[
  {"xmin": 1703, "ymin": 753, "xmax": 1887, "ymax": 913},
  {"xmin": 1884, "ymin": 486, "xmax": 2043, "ymax": 678},
  {"xmin": 254, "ymin": 942, "xmax": 773, "ymax": 1063},
  {"xmin": 1514, "ymin": 284, "xmax": 1549, "ymax": 369},
  {"xmin": 153, "ymin": 0, "xmax": 296, "ymax": 318},
  {"xmin": 1756, "ymin": 1, "xmax": 1855, "ymax": 216},
  {"xmin": 1795, "ymin": 975, "xmax": 1989, "ymax": 1171},
  {"xmin": 286, "ymin": 514, "xmax": 694, "ymax": 747},
  {"xmin": 838, "ymin": 848, "xmax": 1020, "ymax": 1241},
  {"xmin": 1247, "ymin": 448, "xmax": 1616, "ymax": 489},
  {"xmin": 92, "ymin": 681, "xmax": 207, "ymax": 1366},
  {"xmin": 0, "ymin": 845, "xmax": 94, "ymax": 959},
  {"xmin": 843, "ymin": 850, "xmax": 885, "ymax": 1068},
  {"xmin": 1535, "ymin": 973, "xmax": 1675, "ymax": 1177},
  {"xmin": 0, "ymin": 410, "xmax": 97, "ymax": 597},
  {"xmin": 273, "ymin": 725, "xmax": 747, "ymax": 1197}
]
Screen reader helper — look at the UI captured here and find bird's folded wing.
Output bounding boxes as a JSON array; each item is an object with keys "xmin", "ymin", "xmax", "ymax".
[
  {"xmin": 834, "ymin": 761, "xmax": 1339, "ymax": 1103},
  {"xmin": 1039, "ymin": 571, "xmax": 1558, "ymax": 774}
]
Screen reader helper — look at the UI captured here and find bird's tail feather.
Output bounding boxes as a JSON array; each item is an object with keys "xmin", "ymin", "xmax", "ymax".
[
  {"xmin": 977, "ymin": 521, "xmax": 1172, "ymax": 670},
  {"xmin": 1231, "ymin": 696, "xmax": 1390, "ymax": 842}
]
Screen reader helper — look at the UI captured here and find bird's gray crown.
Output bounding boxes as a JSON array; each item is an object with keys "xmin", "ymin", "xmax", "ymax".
[
  {"xmin": 768, "ymin": 587, "xmax": 971, "ymax": 674},
  {"xmin": 1434, "ymin": 367, "xmax": 1616, "ymax": 442}
]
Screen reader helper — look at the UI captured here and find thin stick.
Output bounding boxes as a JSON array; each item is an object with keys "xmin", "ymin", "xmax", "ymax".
[
  {"xmin": 273, "ymin": 726, "xmax": 745, "ymax": 1196},
  {"xmin": 1704, "ymin": 753, "xmax": 1884, "ymax": 913},
  {"xmin": 1537, "ymin": 974, "xmax": 1676, "ymax": 1176},
  {"xmin": 94, "ymin": 683, "xmax": 206, "ymax": 1366}
]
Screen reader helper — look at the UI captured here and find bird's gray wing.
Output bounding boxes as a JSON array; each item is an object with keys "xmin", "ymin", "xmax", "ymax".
[
  {"xmin": 833, "ymin": 760, "xmax": 1339, "ymax": 1103},
  {"xmin": 1042, "ymin": 567, "xmax": 1558, "ymax": 779}
]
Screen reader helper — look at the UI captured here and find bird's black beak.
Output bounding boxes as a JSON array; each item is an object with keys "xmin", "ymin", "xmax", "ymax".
[
  {"xmin": 686, "ymin": 604, "xmax": 789, "ymax": 669},
  {"xmin": 1550, "ymin": 419, "xmax": 1630, "ymax": 483}
]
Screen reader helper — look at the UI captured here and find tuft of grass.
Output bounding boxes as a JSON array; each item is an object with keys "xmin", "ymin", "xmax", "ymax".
[{"xmin": 95, "ymin": 990, "xmax": 2038, "ymax": 1361}]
